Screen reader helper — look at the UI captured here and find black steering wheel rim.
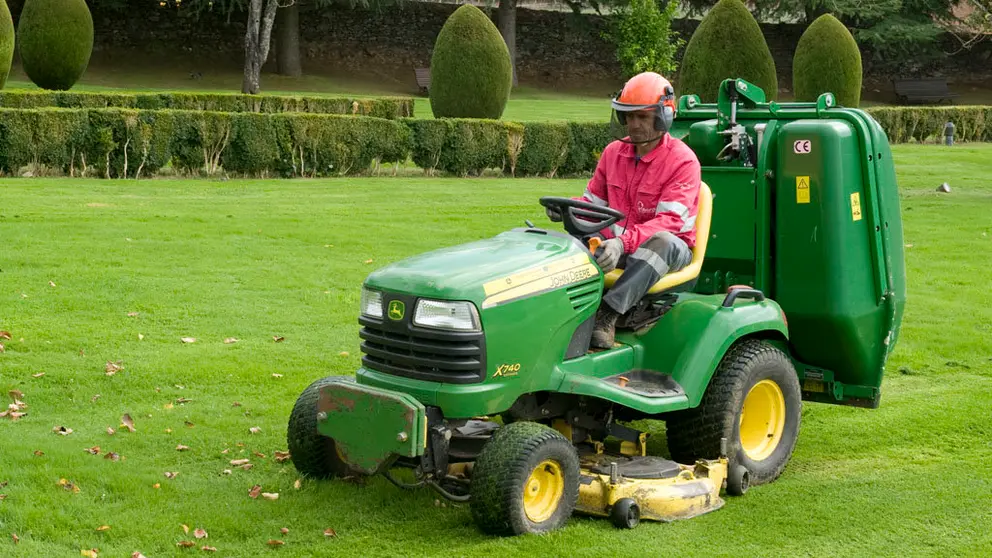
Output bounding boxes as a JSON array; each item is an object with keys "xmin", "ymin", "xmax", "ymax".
[{"xmin": 539, "ymin": 196, "xmax": 625, "ymax": 236}]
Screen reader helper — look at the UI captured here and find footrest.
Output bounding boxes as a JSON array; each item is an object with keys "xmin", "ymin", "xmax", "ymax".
[{"xmin": 602, "ymin": 370, "xmax": 685, "ymax": 398}]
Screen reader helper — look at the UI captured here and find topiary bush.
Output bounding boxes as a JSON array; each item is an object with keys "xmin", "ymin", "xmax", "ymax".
[
  {"xmin": 0, "ymin": 0, "xmax": 13, "ymax": 90},
  {"xmin": 429, "ymin": 4, "xmax": 513, "ymax": 119},
  {"xmin": 16, "ymin": 0, "xmax": 94, "ymax": 91},
  {"xmin": 678, "ymin": 0, "xmax": 777, "ymax": 102},
  {"xmin": 793, "ymin": 14, "xmax": 863, "ymax": 108}
]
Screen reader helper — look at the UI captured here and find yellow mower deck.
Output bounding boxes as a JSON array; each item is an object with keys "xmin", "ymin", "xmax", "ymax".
[{"xmin": 576, "ymin": 453, "xmax": 729, "ymax": 523}]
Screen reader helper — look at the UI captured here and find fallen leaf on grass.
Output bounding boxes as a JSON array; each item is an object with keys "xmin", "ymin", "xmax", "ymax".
[
  {"xmin": 338, "ymin": 351, "xmax": 349, "ymax": 357},
  {"xmin": 105, "ymin": 452, "xmax": 120, "ymax": 462},
  {"xmin": 8, "ymin": 389, "xmax": 22, "ymax": 400},
  {"xmin": 81, "ymin": 549, "xmax": 98, "ymax": 557},
  {"xmin": 231, "ymin": 459, "xmax": 250, "ymax": 466},
  {"xmin": 127, "ymin": 312, "xmax": 139, "ymax": 317},
  {"xmin": 232, "ymin": 402, "xmax": 242, "ymax": 407},
  {"xmin": 0, "ymin": 331, "xmax": 10, "ymax": 340},
  {"xmin": 323, "ymin": 528, "xmax": 337, "ymax": 538},
  {"xmin": 176, "ymin": 445, "xmax": 190, "ymax": 452},
  {"xmin": 181, "ymin": 337, "xmax": 196, "ymax": 344},
  {"xmin": 91, "ymin": 394, "xmax": 101, "ymax": 403},
  {"xmin": 194, "ymin": 528, "xmax": 208, "ymax": 539},
  {"xmin": 220, "ymin": 448, "xmax": 230, "ymax": 454},
  {"xmin": 121, "ymin": 414, "xmax": 136, "ymax": 432},
  {"xmin": 165, "ymin": 428, "xmax": 173, "ymax": 434},
  {"xmin": 182, "ymin": 524, "xmax": 190, "ymax": 534},
  {"xmin": 261, "ymin": 493, "xmax": 279, "ymax": 501},
  {"xmin": 96, "ymin": 525, "xmax": 111, "ymax": 532},
  {"xmin": 53, "ymin": 426, "xmax": 74, "ymax": 435},
  {"xmin": 248, "ymin": 484, "xmax": 262, "ymax": 499},
  {"xmin": 0, "ymin": 343, "xmax": 4, "ymax": 353},
  {"xmin": 177, "ymin": 541, "xmax": 195, "ymax": 548},
  {"xmin": 240, "ymin": 463, "xmax": 253, "ymax": 470},
  {"xmin": 274, "ymin": 451, "xmax": 291, "ymax": 463},
  {"xmin": 0, "ymin": 481, "xmax": 7, "ymax": 488},
  {"xmin": 32, "ymin": 372, "xmax": 45, "ymax": 378},
  {"xmin": 164, "ymin": 403, "xmax": 174, "ymax": 410},
  {"xmin": 223, "ymin": 338, "xmax": 238, "ymax": 344},
  {"xmin": 105, "ymin": 361, "xmax": 123, "ymax": 376},
  {"xmin": 185, "ymin": 421, "xmax": 195, "ymax": 428},
  {"xmin": 221, "ymin": 470, "xmax": 232, "ymax": 476},
  {"xmin": 33, "ymin": 450, "xmax": 44, "ymax": 456},
  {"xmin": 249, "ymin": 427, "xmax": 261, "ymax": 434},
  {"xmin": 58, "ymin": 478, "xmax": 80, "ymax": 493},
  {"xmin": 176, "ymin": 397, "xmax": 192, "ymax": 404},
  {"xmin": 253, "ymin": 452, "xmax": 266, "ymax": 459},
  {"xmin": 85, "ymin": 446, "xmax": 101, "ymax": 455},
  {"xmin": 364, "ymin": 259, "xmax": 374, "ymax": 264},
  {"xmin": 106, "ymin": 427, "xmax": 116, "ymax": 436},
  {"xmin": 49, "ymin": 281, "xmax": 56, "ymax": 288},
  {"xmin": 153, "ymin": 483, "xmax": 161, "ymax": 489},
  {"xmin": 272, "ymin": 336, "xmax": 285, "ymax": 343},
  {"xmin": 0, "ymin": 495, "xmax": 6, "ymax": 501},
  {"xmin": 164, "ymin": 472, "xmax": 179, "ymax": 479},
  {"xmin": 294, "ymin": 479, "xmax": 301, "ymax": 490},
  {"xmin": 131, "ymin": 553, "xmax": 147, "ymax": 558},
  {"xmin": 201, "ymin": 546, "xmax": 217, "ymax": 552},
  {"xmin": 12, "ymin": 533, "xmax": 19, "ymax": 544},
  {"xmin": 271, "ymin": 373, "xmax": 283, "ymax": 378},
  {"xmin": 267, "ymin": 540, "xmax": 284, "ymax": 547}
]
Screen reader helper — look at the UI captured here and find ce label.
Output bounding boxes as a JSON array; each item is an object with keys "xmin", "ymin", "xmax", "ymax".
[{"xmin": 793, "ymin": 140, "xmax": 812, "ymax": 154}]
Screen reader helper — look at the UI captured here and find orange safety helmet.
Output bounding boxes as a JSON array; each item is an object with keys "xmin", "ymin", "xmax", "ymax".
[{"xmin": 611, "ymin": 72, "xmax": 677, "ymax": 133}]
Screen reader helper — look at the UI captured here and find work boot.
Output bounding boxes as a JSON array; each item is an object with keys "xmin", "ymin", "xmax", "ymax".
[{"xmin": 590, "ymin": 305, "xmax": 621, "ymax": 349}]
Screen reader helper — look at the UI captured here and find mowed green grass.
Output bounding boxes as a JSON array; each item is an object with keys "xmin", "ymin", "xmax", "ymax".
[{"xmin": 1, "ymin": 144, "xmax": 991, "ymax": 557}]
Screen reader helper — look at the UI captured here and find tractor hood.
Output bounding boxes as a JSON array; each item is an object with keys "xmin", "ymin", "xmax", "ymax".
[{"xmin": 363, "ymin": 230, "xmax": 599, "ymax": 306}]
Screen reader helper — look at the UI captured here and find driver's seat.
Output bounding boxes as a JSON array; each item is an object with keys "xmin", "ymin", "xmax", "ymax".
[{"xmin": 602, "ymin": 181, "xmax": 713, "ymax": 294}]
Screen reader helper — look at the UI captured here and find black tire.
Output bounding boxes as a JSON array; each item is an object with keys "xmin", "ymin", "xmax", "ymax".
[
  {"xmin": 665, "ymin": 339, "xmax": 801, "ymax": 486},
  {"xmin": 727, "ymin": 464, "xmax": 750, "ymax": 496},
  {"xmin": 611, "ymin": 498, "xmax": 640, "ymax": 529},
  {"xmin": 470, "ymin": 421, "xmax": 580, "ymax": 536},
  {"xmin": 287, "ymin": 376, "xmax": 358, "ymax": 479}
]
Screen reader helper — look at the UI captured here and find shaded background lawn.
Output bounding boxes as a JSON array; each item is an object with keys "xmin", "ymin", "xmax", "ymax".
[{"xmin": 1, "ymin": 144, "xmax": 990, "ymax": 556}]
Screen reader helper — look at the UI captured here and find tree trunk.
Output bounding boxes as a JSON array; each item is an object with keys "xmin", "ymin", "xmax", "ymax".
[
  {"xmin": 497, "ymin": 0, "xmax": 518, "ymax": 87},
  {"xmin": 276, "ymin": 2, "xmax": 302, "ymax": 77},
  {"xmin": 242, "ymin": 0, "xmax": 282, "ymax": 94}
]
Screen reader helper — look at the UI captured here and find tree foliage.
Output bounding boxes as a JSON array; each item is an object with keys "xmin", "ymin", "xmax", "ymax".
[
  {"xmin": 17, "ymin": 0, "xmax": 94, "ymax": 90},
  {"xmin": 605, "ymin": 0, "xmax": 684, "ymax": 79},
  {"xmin": 793, "ymin": 14, "xmax": 862, "ymax": 107},
  {"xmin": 1, "ymin": 0, "xmax": 14, "ymax": 90}
]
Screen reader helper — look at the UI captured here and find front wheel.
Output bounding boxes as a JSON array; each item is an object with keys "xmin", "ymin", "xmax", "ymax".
[
  {"xmin": 287, "ymin": 376, "xmax": 359, "ymax": 479},
  {"xmin": 470, "ymin": 421, "xmax": 580, "ymax": 536},
  {"xmin": 665, "ymin": 339, "xmax": 802, "ymax": 485}
]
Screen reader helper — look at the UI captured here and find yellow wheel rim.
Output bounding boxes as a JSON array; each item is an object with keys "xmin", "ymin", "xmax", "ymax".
[
  {"xmin": 739, "ymin": 379, "xmax": 786, "ymax": 461},
  {"xmin": 522, "ymin": 460, "xmax": 565, "ymax": 523}
]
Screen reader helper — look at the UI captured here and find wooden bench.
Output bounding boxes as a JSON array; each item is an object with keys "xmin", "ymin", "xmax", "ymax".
[
  {"xmin": 414, "ymin": 67, "xmax": 431, "ymax": 95},
  {"xmin": 893, "ymin": 78, "xmax": 959, "ymax": 105}
]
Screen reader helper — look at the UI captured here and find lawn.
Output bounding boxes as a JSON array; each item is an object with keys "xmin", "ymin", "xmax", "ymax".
[{"xmin": 1, "ymin": 144, "xmax": 991, "ymax": 557}]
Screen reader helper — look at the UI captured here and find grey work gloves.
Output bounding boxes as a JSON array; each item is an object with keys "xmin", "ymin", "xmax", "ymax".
[
  {"xmin": 546, "ymin": 206, "xmax": 563, "ymax": 222},
  {"xmin": 595, "ymin": 238, "xmax": 623, "ymax": 273}
]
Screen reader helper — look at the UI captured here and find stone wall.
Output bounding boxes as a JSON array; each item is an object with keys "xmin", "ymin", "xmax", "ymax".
[{"xmin": 5, "ymin": 0, "xmax": 990, "ymax": 93}]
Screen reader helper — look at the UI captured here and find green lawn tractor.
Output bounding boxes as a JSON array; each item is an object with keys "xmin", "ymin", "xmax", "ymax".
[{"xmin": 287, "ymin": 78, "xmax": 906, "ymax": 535}]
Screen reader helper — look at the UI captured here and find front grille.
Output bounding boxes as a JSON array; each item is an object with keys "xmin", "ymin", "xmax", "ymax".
[
  {"xmin": 359, "ymin": 315, "xmax": 486, "ymax": 384},
  {"xmin": 567, "ymin": 278, "xmax": 600, "ymax": 312}
]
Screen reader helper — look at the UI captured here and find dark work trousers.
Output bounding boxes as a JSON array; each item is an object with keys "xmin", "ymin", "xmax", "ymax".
[{"xmin": 600, "ymin": 231, "xmax": 693, "ymax": 315}]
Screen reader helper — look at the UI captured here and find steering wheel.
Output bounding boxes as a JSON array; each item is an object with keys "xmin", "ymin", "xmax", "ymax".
[{"xmin": 539, "ymin": 197, "xmax": 626, "ymax": 237}]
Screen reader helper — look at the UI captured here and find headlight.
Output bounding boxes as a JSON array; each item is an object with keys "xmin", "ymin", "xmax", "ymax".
[
  {"xmin": 360, "ymin": 287, "xmax": 383, "ymax": 318},
  {"xmin": 413, "ymin": 299, "xmax": 481, "ymax": 332}
]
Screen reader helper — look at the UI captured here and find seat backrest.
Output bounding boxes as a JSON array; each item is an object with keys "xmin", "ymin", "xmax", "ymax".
[{"xmin": 643, "ymin": 181, "xmax": 713, "ymax": 294}]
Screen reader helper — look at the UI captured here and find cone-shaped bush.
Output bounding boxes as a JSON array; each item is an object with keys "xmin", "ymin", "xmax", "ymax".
[
  {"xmin": 429, "ymin": 4, "xmax": 512, "ymax": 119},
  {"xmin": 0, "ymin": 0, "xmax": 14, "ymax": 90},
  {"xmin": 678, "ymin": 0, "xmax": 777, "ymax": 102},
  {"xmin": 18, "ymin": 0, "xmax": 94, "ymax": 91},
  {"xmin": 793, "ymin": 14, "xmax": 862, "ymax": 107}
]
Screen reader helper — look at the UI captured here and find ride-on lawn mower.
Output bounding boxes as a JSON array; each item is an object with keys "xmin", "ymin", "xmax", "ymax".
[{"xmin": 287, "ymin": 78, "xmax": 906, "ymax": 535}]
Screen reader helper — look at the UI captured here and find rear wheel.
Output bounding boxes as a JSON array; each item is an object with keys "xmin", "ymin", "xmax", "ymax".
[
  {"xmin": 470, "ymin": 421, "xmax": 580, "ymax": 536},
  {"xmin": 666, "ymin": 339, "xmax": 801, "ymax": 485},
  {"xmin": 287, "ymin": 376, "xmax": 358, "ymax": 479}
]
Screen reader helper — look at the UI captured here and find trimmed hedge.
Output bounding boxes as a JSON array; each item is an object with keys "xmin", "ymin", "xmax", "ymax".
[
  {"xmin": 865, "ymin": 106, "xmax": 992, "ymax": 143},
  {"xmin": 1, "ymin": 0, "xmax": 13, "ymax": 90},
  {"xmin": 0, "ymin": 90, "xmax": 415, "ymax": 118},
  {"xmin": 0, "ymin": 106, "xmax": 987, "ymax": 179}
]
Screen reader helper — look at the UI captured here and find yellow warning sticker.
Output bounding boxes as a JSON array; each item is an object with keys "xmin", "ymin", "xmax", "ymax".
[
  {"xmin": 851, "ymin": 192, "xmax": 863, "ymax": 221},
  {"xmin": 796, "ymin": 176, "xmax": 810, "ymax": 204}
]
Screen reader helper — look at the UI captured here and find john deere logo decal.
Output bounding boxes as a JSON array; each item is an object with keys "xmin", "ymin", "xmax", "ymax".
[{"xmin": 387, "ymin": 300, "xmax": 405, "ymax": 321}]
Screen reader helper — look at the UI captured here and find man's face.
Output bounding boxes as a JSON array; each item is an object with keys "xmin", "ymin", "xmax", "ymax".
[{"xmin": 625, "ymin": 109, "xmax": 657, "ymax": 143}]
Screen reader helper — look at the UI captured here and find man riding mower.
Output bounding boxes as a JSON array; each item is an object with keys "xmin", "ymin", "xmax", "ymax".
[{"xmin": 287, "ymin": 74, "xmax": 907, "ymax": 536}]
